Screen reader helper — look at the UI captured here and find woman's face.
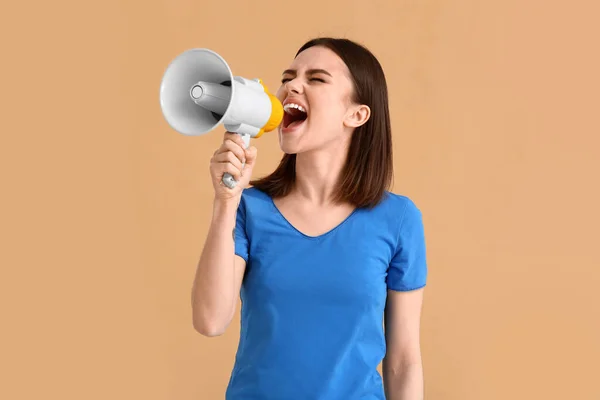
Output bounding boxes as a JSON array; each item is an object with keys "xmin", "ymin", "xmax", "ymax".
[{"xmin": 275, "ymin": 46, "xmax": 369, "ymax": 155}]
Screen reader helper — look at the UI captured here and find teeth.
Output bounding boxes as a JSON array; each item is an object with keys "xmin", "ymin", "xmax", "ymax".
[{"xmin": 283, "ymin": 103, "xmax": 306, "ymax": 113}]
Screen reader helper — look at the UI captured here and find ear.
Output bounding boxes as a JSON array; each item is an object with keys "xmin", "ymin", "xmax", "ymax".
[{"xmin": 343, "ymin": 104, "xmax": 371, "ymax": 128}]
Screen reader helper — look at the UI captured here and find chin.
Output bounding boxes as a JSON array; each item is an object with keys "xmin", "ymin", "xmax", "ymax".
[
  {"xmin": 278, "ymin": 125, "xmax": 302, "ymax": 154},
  {"xmin": 278, "ymin": 137, "xmax": 300, "ymax": 155}
]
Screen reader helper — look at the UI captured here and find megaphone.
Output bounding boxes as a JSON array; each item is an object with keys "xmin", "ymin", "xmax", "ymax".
[{"xmin": 159, "ymin": 48, "xmax": 284, "ymax": 189}]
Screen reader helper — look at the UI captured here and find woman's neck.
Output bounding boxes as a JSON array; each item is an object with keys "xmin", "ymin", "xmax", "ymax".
[{"xmin": 292, "ymin": 140, "xmax": 350, "ymax": 206}]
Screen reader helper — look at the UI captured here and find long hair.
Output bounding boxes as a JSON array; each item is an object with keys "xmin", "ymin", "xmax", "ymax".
[{"xmin": 250, "ymin": 37, "xmax": 394, "ymax": 209}]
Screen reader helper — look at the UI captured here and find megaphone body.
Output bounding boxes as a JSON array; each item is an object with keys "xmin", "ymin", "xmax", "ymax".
[{"xmin": 159, "ymin": 48, "xmax": 283, "ymax": 189}]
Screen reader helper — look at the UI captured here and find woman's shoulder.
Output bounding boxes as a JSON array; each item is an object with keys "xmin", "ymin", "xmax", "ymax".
[
  {"xmin": 364, "ymin": 191, "xmax": 424, "ymax": 229},
  {"xmin": 240, "ymin": 185, "xmax": 269, "ymax": 200},
  {"xmin": 238, "ymin": 186, "xmax": 273, "ymax": 211},
  {"xmin": 379, "ymin": 190, "xmax": 422, "ymax": 213}
]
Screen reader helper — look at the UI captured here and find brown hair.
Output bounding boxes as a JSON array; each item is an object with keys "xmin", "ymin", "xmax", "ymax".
[{"xmin": 250, "ymin": 37, "xmax": 394, "ymax": 209}]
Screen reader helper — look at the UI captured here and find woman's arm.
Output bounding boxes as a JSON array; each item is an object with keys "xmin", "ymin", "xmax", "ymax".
[
  {"xmin": 191, "ymin": 132, "xmax": 256, "ymax": 337},
  {"xmin": 383, "ymin": 288, "xmax": 425, "ymax": 400},
  {"xmin": 191, "ymin": 198, "xmax": 246, "ymax": 337}
]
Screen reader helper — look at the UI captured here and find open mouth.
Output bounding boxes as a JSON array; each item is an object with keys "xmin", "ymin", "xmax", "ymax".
[{"xmin": 282, "ymin": 103, "xmax": 308, "ymax": 129}]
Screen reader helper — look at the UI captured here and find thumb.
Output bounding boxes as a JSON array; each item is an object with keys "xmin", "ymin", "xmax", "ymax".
[{"xmin": 244, "ymin": 146, "xmax": 258, "ymax": 167}]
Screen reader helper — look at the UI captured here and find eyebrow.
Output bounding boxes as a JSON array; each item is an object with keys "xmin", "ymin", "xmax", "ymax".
[{"xmin": 282, "ymin": 68, "xmax": 333, "ymax": 77}]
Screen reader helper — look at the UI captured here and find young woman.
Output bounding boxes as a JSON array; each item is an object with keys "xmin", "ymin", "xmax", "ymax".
[{"xmin": 192, "ymin": 37, "xmax": 428, "ymax": 400}]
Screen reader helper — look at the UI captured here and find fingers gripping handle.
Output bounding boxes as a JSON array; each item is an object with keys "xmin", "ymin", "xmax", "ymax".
[{"xmin": 222, "ymin": 132, "xmax": 251, "ymax": 189}]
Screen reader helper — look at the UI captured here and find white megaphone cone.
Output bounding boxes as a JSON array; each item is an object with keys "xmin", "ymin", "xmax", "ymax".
[{"xmin": 159, "ymin": 48, "xmax": 283, "ymax": 189}]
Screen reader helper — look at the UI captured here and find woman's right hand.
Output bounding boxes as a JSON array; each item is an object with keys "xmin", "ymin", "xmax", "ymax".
[{"xmin": 209, "ymin": 131, "xmax": 258, "ymax": 202}]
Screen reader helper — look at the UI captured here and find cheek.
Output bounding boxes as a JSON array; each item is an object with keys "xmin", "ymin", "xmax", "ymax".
[
  {"xmin": 310, "ymin": 101, "xmax": 344, "ymax": 125},
  {"xmin": 275, "ymin": 86, "xmax": 286, "ymax": 102}
]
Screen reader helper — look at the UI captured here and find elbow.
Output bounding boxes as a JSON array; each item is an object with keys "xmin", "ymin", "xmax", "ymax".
[
  {"xmin": 195, "ymin": 325, "xmax": 226, "ymax": 337},
  {"xmin": 193, "ymin": 320, "xmax": 227, "ymax": 337},
  {"xmin": 191, "ymin": 292, "xmax": 234, "ymax": 337},
  {"xmin": 192, "ymin": 313, "xmax": 231, "ymax": 337},
  {"xmin": 383, "ymin": 350, "xmax": 423, "ymax": 376}
]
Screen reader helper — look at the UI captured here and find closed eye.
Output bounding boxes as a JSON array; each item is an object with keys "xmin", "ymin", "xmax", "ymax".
[{"xmin": 281, "ymin": 77, "xmax": 327, "ymax": 84}]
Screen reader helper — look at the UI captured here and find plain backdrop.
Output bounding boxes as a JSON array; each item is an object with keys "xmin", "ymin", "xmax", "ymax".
[{"xmin": 1, "ymin": 0, "xmax": 599, "ymax": 399}]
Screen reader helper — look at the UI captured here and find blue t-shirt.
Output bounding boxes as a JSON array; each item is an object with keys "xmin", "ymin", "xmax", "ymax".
[{"xmin": 226, "ymin": 187, "xmax": 427, "ymax": 400}]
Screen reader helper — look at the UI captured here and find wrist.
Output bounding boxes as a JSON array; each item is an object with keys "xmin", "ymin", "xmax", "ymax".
[{"xmin": 212, "ymin": 196, "xmax": 240, "ymax": 221}]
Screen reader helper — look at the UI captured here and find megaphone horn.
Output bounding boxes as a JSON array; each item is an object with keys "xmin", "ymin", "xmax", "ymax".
[{"xmin": 159, "ymin": 48, "xmax": 284, "ymax": 189}]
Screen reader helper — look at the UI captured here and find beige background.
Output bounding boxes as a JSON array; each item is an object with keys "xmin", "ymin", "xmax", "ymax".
[{"xmin": 1, "ymin": 0, "xmax": 598, "ymax": 399}]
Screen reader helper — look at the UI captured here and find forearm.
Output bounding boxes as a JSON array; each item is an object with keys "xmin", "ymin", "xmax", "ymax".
[
  {"xmin": 383, "ymin": 360, "xmax": 424, "ymax": 400},
  {"xmin": 191, "ymin": 197, "xmax": 239, "ymax": 334}
]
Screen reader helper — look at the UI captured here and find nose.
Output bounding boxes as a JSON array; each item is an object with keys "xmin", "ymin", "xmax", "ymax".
[{"xmin": 285, "ymin": 78, "xmax": 302, "ymax": 94}]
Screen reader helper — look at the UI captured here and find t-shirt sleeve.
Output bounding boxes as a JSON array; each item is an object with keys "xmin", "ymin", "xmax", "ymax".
[
  {"xmin": 234, "ymin": 194, "xmax": 249, "ymax": 263},
  {"xmin": 386, "ymin": 199, "xmax": 428, "ymax": 291}
]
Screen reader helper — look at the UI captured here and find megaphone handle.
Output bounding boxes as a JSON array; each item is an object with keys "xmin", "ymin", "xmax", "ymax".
[{"xmin": 222, "ymin": 132, "xmax": 251, "ymax": 189}]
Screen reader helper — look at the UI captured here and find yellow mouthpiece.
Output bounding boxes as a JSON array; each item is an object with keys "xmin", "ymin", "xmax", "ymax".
[{"xmin": 256, "ymin": 80, "xmax": 284, "ymax": 138}]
